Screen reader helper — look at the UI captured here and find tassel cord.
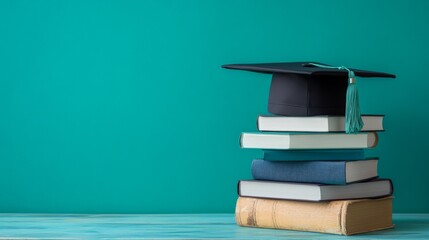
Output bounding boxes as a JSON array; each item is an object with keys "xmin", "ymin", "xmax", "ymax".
[{"xmin": 307, "ymin": 63, "xmax": 363, "ymax": 133}]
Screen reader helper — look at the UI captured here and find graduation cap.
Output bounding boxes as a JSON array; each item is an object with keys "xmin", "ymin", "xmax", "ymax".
[{"xmin": 222, "ymin": 62, "xmax": 395, "ymax": 133}]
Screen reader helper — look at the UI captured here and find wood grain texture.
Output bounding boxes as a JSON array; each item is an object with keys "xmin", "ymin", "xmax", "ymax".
[{"xmin": 0, "ymin": 213, "xmax": 427, "ymax": 239}]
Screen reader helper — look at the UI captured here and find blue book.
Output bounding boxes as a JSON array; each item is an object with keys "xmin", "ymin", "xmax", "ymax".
[
  {"xmin": 263, "ymin": 149, "xmax": 365, "ymax": 161},
  {"xmin": 251, "ymin": 158, "xmax": 378, "ymax": 185}
]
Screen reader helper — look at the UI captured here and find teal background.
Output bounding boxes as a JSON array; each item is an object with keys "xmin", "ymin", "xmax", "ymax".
[{"xmin": 0, "ymin": 0, "xmax": 428, "ymax": 213}]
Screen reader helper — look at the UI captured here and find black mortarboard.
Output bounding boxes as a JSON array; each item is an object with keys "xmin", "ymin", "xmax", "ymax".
[{"xmin": 222, "ymin": 62, "xmax": 395, "ymax": 133}]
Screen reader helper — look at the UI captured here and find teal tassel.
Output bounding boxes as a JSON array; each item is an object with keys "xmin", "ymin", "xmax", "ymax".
[
  {"xmin": 345, "ymin": 74, "xmax": 363, "ymax": 133},
  {"xmin": 307, "ymin": 63, "xmax": 364, "ymax": 133}
]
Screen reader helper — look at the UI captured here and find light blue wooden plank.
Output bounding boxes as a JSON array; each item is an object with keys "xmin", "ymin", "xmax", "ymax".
[{"xmin": 0, "ymin": 214, "xmax": 427, "ymax": 239}]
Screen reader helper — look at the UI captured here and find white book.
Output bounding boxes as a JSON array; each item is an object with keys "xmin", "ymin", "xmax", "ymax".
[
  {"xmin": 257, "ymin": 115, "xmax": 384, "ymax": 132},
  {"xmin": 238, "ymin": 179, "xmax": 393, "ymax": 201},
  {"xmin": 240, "ymin": 132, "xmax": 378, "ymax": 150}
]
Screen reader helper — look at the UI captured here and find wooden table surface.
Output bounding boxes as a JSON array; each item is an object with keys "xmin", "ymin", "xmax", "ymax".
[{"xmin": 0, "ymin": 213, "xmax": 428, "ymax": 239}]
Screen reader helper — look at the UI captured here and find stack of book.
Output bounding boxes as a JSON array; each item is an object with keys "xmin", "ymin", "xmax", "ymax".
[
  {"xmin": 221, "ymin": 61, "xmax": 396, "ymax": 235},
  {"xmin": 236, "ymin": 115, "xmax": 394, "ymax": 235}
]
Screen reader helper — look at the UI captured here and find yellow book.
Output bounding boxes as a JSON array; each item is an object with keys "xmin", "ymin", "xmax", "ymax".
[{"xmin": 236, "ymin": 196, "xmax": 393, "ymax": 235}]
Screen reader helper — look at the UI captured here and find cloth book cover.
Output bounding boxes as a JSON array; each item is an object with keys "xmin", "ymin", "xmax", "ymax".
[
  {"xmin": 236, "ymin": 196, "xmax": 394, "ymax": 235},
  {"xmin": 251, "ymin": 159, "xmax": 378, "ymax": 185}
]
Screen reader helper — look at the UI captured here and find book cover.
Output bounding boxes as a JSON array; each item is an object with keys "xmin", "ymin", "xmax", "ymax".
[
  {"xmin": 240, "ymin": 132, "xmax": 378, "ymax": 150},
  {"xmin": 236, "ymin": 196, "xmax": 394, "ymax": 235},
  {"xmin": 252, "ymin": 159, "xmax": 378, "ymax": 185},
  {"xmin": 257, "ymin": 115, "xmax": 384, "ymax": 132},
  {"xmin": 238, "ymin": 179, "xmax": 393, "ymax": 201}
]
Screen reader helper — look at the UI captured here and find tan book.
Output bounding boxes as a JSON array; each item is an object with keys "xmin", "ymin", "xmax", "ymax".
[{"xmin": 236, "ymin": 196, "xmax": 393, "ymax": 235}]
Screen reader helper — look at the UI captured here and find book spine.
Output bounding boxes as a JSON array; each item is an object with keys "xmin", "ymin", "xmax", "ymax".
[
  {"xmin": 236, "ymin": 197, "xmax": 393, "ymax": 235},
  {"xmin": 235, "ymin": 197, "xmax": 346, "ymax": 235},
  {"xmin": 251, "ymin": 160, "xmax": 347, "ymax": 184}
]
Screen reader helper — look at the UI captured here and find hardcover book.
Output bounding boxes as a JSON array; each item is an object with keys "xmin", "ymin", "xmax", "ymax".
[
  {"xmin": 238, "ymin": 179, "xmax": 393, "ymax": 201},
  {"xmin": 251, "ymin": 158, "xmax": 378, "ymax": 185},
  {"xmin": 240, "ymin": 132, "xmax": 378, "ymax": 150},
  {"xmin": 236, "ymin": 196, "xmax": 394, "ymax": 235},
  {"xmin": 257, "ymin": 115, "xmax": 384, "ymax": 132}
]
